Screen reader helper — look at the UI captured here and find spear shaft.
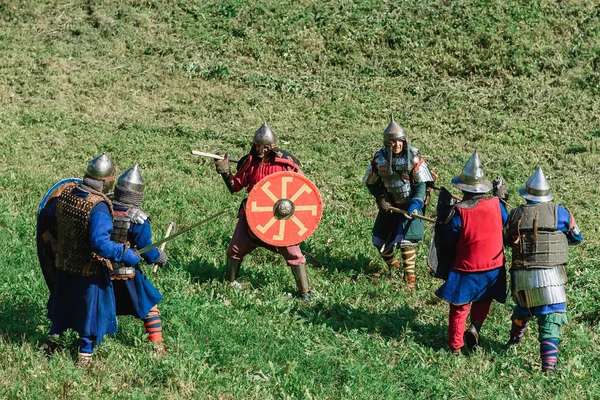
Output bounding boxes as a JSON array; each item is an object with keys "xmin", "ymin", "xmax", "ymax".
[{"xmin": 137, "ymin": 210, "xmax": 228, "ymax": 255}]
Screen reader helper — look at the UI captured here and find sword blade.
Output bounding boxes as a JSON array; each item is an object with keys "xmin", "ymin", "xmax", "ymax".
[{"xmin": 138, "ymin": 209, "xmax": 228, "ymax": 255}]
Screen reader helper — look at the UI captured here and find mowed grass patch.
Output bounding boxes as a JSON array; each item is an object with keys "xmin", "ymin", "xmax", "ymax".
[{"xmin": 0, "ymin": 0, "xmax": 599, "ymax": 398}]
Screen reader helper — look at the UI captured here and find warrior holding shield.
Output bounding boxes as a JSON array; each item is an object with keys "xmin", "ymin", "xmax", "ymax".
[
  {"xmin": 38, "ymin": 154, "xmax": 141, "ymax": 365},
  {"xmin": 214, "ymin": 123, "xmax": 322, "ymax": 299},
  {"xmin": 363, "ymin": 115, "xmax": 436, "ymax": 290}
]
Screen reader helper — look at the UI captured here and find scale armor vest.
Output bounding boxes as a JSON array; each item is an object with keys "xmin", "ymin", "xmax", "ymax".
[
  {"xmin": 372, "ymin": 145, "xmax": 432, "ymax": 203},
  {"xmin": 110, "ymin": 207, "xmax": 148, "ymax": 276},
  {"xmin": 55, "ymin": 186, "xmax": 111, "ymax": 276},
  {"xmin": 507, "ymin": 202, "xmax": 569, "ymax": 269},
  {"xmin": 507, "ymin": 202, "xmax": 569, "ymax": 308},
  {"xmin": 511, "ymin": 265, "xmax": 567, "ymax": 308}
]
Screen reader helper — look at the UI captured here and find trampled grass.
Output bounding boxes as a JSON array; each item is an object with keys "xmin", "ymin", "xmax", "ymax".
[{"xmin": 0, "ymin": 0, "xmax": 599, "ymax": 398}]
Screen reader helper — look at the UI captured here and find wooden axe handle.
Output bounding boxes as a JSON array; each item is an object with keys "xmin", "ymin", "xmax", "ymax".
[
  {"xmin": 389, "ymin": 207, "xmax": 436, "ymax": 223},
  {"xmin": 153, "ymin": 221, "xmax": 175, "ymax": 274}
]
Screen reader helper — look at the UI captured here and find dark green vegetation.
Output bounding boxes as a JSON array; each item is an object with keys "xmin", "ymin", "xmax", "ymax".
[{"xmin": 1, "ymin": 0, "xmax": 599, "ymax": 398}]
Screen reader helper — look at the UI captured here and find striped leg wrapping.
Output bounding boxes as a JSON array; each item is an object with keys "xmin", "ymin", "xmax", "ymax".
[
  {"xmin": 400, "ymin": 246, "xmax": 416, "ymax": 290},
  {"xmin": 400, "ymin": 246, "xmax": 416, "ymax": 276},
  {"xmin": 143, "ymin": 306, "xmax": 163, "ymax": 343},
  {"xmin": 381, "ymin": 248, "xmax": 398, "ymax": 266},
  {"xmin": 509, "ymin": 319, "xmax": 527, "ymax": 343},
  {"xmin": 540, "ymin": 339, "xmax": 559, "ymax": 372}
]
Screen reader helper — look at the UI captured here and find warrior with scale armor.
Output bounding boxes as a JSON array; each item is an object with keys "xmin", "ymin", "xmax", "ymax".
[
  {"xmin": 363, "ymin": 115, "xmax": 436, "ymax": 290},
  {"xmin": 110, "ymin": 165, "xmax": 169, "ymax": 354},
  {"xmin": 43, "ymin": 154, "xmax": 141, "ymax": 365},
  {"xmin": 504, "ymin": 167, "xmax": 582, "ymax": 373},
  {"xmin": 434, "ymin": 151, "xmax": 509, "ymax": 354},
  {"xmin": 214, "ymin": 123, "xmax": 311, "ymax": 299}
]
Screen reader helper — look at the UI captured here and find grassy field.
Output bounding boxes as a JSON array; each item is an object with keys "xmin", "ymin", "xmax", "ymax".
[{"xmin": 0, "ymin": 0, "xmax": 599, "ymax": 398}]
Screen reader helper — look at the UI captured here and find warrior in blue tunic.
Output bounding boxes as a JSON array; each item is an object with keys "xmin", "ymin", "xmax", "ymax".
[
  {"xmin": 110, "ymin": 165, "xmax": 168, "ymax": 354},
  {"xmin": 504, "ymin": 167, "xmax": 582, "ymax": 373},
  {"xmin": 44, "ymin": 154, "xmax": 141, "ymax": 365}
]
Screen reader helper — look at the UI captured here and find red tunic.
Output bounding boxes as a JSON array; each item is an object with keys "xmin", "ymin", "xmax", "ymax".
[
  {"xmin": 229, "ymin": 154, "xmax": 301, "ymax": 194},
  {"xmin": 454, "ymin": 197, "xmax": 505, "ymax": 272}
]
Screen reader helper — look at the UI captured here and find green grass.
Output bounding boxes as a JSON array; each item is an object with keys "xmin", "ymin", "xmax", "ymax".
[{"xmin": 0, "ymin": 0, "xmax": 599, "ymax": 398}]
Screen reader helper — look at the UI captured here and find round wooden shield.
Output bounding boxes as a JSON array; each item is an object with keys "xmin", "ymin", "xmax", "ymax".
[{"xmin": 246, "ymin": 171, "xmax": 323, "ymax": 246}]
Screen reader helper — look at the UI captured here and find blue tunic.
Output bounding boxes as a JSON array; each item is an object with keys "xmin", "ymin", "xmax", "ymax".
[
  {"xmin": 435, "ymin": 199, "xmax": 509, "ymax": 305},
  {"xmin": 112, "ymin": 205, "xmax": 163, "ymax": 319},
  {"xmin": 47, "ymin": 187, "xmax": 140, "ymax": 343}
]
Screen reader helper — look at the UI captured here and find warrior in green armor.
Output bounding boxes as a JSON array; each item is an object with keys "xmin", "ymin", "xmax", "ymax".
[{"xmin": 363, "ymin": 115, "xmax": 436, "ymax": 290}]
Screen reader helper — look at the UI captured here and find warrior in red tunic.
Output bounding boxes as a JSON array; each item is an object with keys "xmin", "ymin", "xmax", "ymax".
[
  {"xmin": 214, "ymin": 123, "xmax": 311, "ymax": 299},
  {"xmin": 435, "ymin": 151, "xmax": 509, "ymax": 354}
]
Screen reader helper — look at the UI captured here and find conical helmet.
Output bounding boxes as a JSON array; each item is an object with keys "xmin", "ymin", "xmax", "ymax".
[
  {"xmin": 451, "ymin": 150, "xmax": 492, "ymax": 193},
  {"xmin": 519, "ymin": 167, "xmax": 553, "ymax": 202},
  {"xmin": 114, "ymin": 165, "xmax": 145, "ymax": 206},
  {"xmin": 85, "ymin": 153, "xmax": 116, "ymax": 194},
  {"xmin": 86, "ymin": 153, "xmax": 115, "ymax": 180},
  {"xmin": 383, "ymin": 113, "xmax": 406, "ymax": 145},
  {"xmin": 117, "ymin": 165, "xmax": 145, "ymax": 193},
  {"xmin": 253, "ymin": 122, "xmax": 276, "ymax": 146}
]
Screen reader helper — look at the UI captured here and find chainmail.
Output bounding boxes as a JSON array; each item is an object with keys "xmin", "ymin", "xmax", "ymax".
[
  {"xmin": 385, "ymin": 147, "xmax": 393, "ymax": 174},
  {"xmin": 114, "ymin": 185, "xmax": 144, "ymax": 207},
  {"xmin": 83, "ymin": 175, "xmax": 105, "ymax": 192},
  {"xmin": 385, "ymin": 143, "xmax": 408, "ymax": 175}
]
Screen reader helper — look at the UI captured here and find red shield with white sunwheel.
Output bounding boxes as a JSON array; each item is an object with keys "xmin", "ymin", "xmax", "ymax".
[{"xmin": 246, "ymin": 171, "xmax": 323, "ymax": 246}]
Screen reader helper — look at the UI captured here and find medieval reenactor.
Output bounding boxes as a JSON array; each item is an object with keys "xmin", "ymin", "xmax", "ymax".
[
  {"xmin": 434, "ymin": 151, "xmax": 509, "ymax": 354},
  {"xmin": 504, "ymin": 167, "xmax": 582, "ymax": 373},
  {"xmin": 214, "ymin": 123, "xmax": 312, "ymax": 299},
  {"xmin": 363, "ymin": 115, "xmax": 436, "ymax": 290},
  {"xmin": 110, "ymin": 165, "xmax": 169, "ymax": 354},
  {"xmin": 41, "ymin": 154, "xmax": 141, "ymax": 365}
]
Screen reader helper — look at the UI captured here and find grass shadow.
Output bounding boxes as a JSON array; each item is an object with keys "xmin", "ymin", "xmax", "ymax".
[
  {"xmin": 301, "ymin": 241, "xmax": 375, "ymax": 277},
  {"xmin": 409, "ymin": 321, "xmax": 449, "ymax": 352},
  {"xmin": 184, "ymin": 257, "xmax": 223, "ymax": 284},
  {"xmin": 297, "ymin": 301, "xmax": 416, "ymax": 338},
  {"xmin": 0, "ymin": 297, "xmax": 47, "ymax": 345},
  {"xmin": 181, "ymin": 252, "xmax": 272, "ymax": 291}
]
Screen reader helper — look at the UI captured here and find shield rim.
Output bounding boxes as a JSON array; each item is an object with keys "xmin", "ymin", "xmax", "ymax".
[
  {"xmin": 246, "ymin": 171, "xmax": 323, "ymax": 246},
  {"xmin": 38, "ymin": 177, "xmax": 83, "ymax": 215}
]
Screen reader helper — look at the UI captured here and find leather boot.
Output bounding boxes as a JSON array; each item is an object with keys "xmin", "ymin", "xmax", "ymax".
[
  {"xmin": 290, "ymin": 264, "xmax": 311, "ymax": 300},
  {"xmin": 40, "ymin": 336, "xmax": 62, "ymax": 357},
  {"xmin": 449, "ymin": 347, "xmax": 462, "ymax": 356},
  {"xmin": 153, "ymin": 343, "xmax": 169, "ymax": 356},
  {"xmin": 404, "ymin": 274, "xmax": 416, "ymax": 291},
  {"xmin": 225, "ymin": 258, "xmax": 242, "ymax": 282},
  {"xmin": 464, "ymin": 320, "xmax": 483, "ymax": 351},
  {"xmin": 77, "ymin": 352, "xmax": 93, "ymax": 367}
]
